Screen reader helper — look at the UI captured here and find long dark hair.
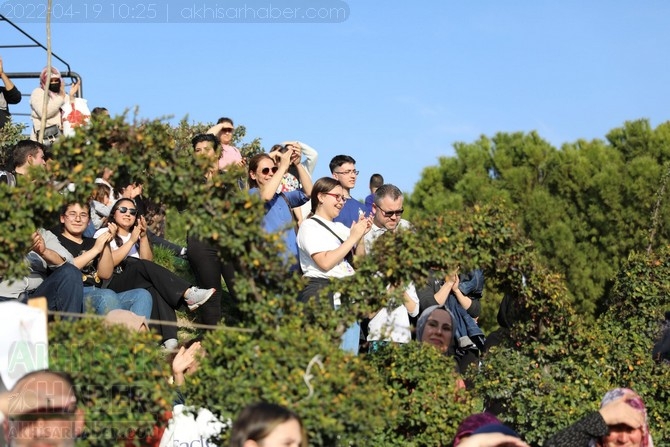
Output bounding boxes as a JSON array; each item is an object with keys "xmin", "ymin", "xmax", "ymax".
[
  {"xmin": 107, "ymin": 198, "xmax": 137, "ymax": 248},
  {"xmin": 308, "ymin": 177, "xmax": 341, "ymax": 217}
]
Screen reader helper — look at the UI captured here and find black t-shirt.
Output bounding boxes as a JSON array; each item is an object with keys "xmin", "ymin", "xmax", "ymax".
[{"xmin": 56, "ymin": 233, "xmax": 101, "ymax": 286}]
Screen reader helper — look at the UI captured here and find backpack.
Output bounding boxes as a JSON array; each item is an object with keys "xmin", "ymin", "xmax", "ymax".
[{"xmin": 0, "ymin": 170, "xmax": 16, "ymax": 187}]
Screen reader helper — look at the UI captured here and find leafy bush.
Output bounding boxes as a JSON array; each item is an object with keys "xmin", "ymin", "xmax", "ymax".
[{"xmin": 49, "ymin": 318, "xmax": 173, "ymax": 446}]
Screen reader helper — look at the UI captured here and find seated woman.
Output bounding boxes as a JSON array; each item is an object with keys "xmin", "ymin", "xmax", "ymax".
[
  {"xmin": 55, "ymin": 201, "xmax": 152, "ymax": 319},
  {"xmin": 247, "ymin": 146, "xmax": 312, "ymax": 268},
  {"xmin": 545, "ymin": 388, "xmax": 653, "ymax": 447},
  {"xmin": 94, "ymin": 198, "xmax": 215, "ymax": 349},
  {"xmin": 417, "ymin": 269, "xmax": 485, "ymax": 373},
  {"xmin": 296, "ymin": 177, "xmax": 372, "ymax": 354}
]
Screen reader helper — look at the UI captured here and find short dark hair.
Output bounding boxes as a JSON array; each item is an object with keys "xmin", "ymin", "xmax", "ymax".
[
  {"xmin": 374, "ymin": 184, "xmax": 403, "ymax": 206},
  {"xmin": 230, "ymin": 402, "xmax": 307, "ymax": 447},
  {"xmin": 329, "ymin": 155, "xmax": 356, "ymax": 173},
  {"xmin": 369, "ymin": 173, "xmax": 384, "ymax": 189},
  {"xmin": 12, "ymin": 140, "xmax": 45, "ymax": 169},
  {"xmin": 217, "ymin": 117, "xmax": 234, "ymax": 126},
  {"xmin": 191, "ymin": 133, "xmax": 218, "ymax": 150},
  {"xmin": 90, "ymin": 107, "xmax": 109, "ymax": 118}
]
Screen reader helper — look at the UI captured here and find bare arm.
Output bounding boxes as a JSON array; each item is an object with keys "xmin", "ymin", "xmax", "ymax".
[
  {"xmin": 71, "ymin": 234, "xmax": 110, "ymax": 271},
  {"xmin": 135, "ymin": 216, "xmax": 153, "ymax": 261},
  {"xmin": 295, "ymin": 163, "xmax": 313, "ymax": 197},
  {"xmin": 0, "ymin": 56, "xmax": 15, "ymax": 91},
  {"xmin": 31, "ymin": 232, "xmax": 65, "ymax": 267},
  {"xmin": 258, "ymin": 150, "xmax": 291, "ymax": 201},
  {"xmin": 311, "ymin": 216, "xmax": 371, "ymax": 271},
  {"xmin": 451, "ymin": 275, "xmax": 473, "ymax": 310},
  {"xmin": 432, "ymin": 275, "xmax": 456, "ymax": 306}
]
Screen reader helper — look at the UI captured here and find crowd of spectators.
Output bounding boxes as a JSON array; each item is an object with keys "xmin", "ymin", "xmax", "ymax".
[{"xmin": 0, "ymin": 61, "xmax": 664, "ymax": 446}]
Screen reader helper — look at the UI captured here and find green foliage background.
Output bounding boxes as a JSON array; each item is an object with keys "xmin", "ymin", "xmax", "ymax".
[{"xmin": 0, "ymin": 116, "xmax": 668, "ymax": 445}]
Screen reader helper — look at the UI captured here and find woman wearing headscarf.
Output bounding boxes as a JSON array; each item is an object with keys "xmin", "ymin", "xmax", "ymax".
[
  {"xmin": 416, "ymin": 305, "xmax": 469, "ymax": 390},
  {"xmin": 29, "ymin": 66, "xmax": 78, "ymax": 143},
  {"xmin": 545, "ymin": 388, "xmax": 653, "ymax": 447}
]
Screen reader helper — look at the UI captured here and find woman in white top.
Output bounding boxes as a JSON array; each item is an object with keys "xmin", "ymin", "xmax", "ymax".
[
  {"xmin": 297, "ymin": 177, "xmax": 372, "ymax": 304},
  {"xmin": 94, "ymin": 198, "xmax": 214, "ymax": 349}
]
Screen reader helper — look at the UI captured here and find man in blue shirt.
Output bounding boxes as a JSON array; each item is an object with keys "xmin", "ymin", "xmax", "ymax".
[{"xmin": 330, "ymin": 155, "xmax": 367, "ymax": 226}]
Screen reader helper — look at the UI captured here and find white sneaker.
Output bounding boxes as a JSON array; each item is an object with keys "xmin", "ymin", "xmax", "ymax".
[
  {"xmin": 184, "ymin": 287, "xmax": 215, "ymax": 311},
  {"xmin": 163, "ymin": 338, "xmax": 179, "ymax": 351}
]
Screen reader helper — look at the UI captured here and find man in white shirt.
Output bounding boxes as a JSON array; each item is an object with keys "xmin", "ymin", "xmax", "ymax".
[{"xmin": 363, "ymin": 184, "xmax": 419, "ymax": 346}]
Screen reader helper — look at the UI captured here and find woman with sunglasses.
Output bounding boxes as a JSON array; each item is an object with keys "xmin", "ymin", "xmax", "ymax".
[
  {"xmin": 247, "ymin": 148, "xmax": 312, "ymax": 268},
  {"xmin": 94, "ymin": 198, "xmax": 215, "ymax": 349}
]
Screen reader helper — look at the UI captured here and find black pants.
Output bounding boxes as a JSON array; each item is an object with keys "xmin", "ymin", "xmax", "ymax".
[
  {"xmin": 298, "ymin": 277, "xmax": 332, "ymax": 305},
  {"xmin": 148, "ymin": 230, "xmax": 182, "ymax": 256},
  {"xmin": 108, "ymin": 259, "xmax": 188, "ymax": 342},
  {"xmin": 187, "ymin": 236, "xmax": 237, "ymax": 326}
]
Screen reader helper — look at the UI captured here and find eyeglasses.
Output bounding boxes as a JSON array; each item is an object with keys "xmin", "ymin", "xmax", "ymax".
[
  {"xmin": 324, "ymin": 193, "xmax": 348, "ymax": 202},
  {"xmin": 64, "ymin": 212, "xmax": 89, "ymax": 221},
  {"xmin": 261, "ymin": 166, "xmax": 279, "ymax": 175},
  {"xmin": 220, "ymin": 127, "xmax": 234, "ymax": 133},
  {"xmin": 377, "ymin": 206, "xmax": 404, "ymax": 218},
  {"xmin": 334, "ymin": 169, "xmax": 359, "ymax": 176},
  {"xmin": 116, "ymin": 206, "xmax": 138, "ymax": 215}
]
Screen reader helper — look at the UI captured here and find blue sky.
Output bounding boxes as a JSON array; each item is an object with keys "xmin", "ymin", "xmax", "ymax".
[{"xmin": 2, "ymin": 0, "xmax": 669, "ymax": 197}]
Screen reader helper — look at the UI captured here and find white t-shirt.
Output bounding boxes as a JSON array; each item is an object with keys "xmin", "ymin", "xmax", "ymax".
[
  {"xmin": 297, "ymin": 218, "xmax": 355, "ymax": 279},
  {"xmin": 93, "ymin": 228, "xmax": 139, "ymax": 259},
  {"xmin": 364, "ymin": 219, "xmax": 418, "ymax": 343},
  {"xmin": 367, "ymin": 283, "xmax": 420, "ymax": 343}
]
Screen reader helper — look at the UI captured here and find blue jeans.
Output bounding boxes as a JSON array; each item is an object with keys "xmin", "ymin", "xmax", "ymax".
[
  {"xmin": 340, "ymin": 321, "xmax": 361, "ymax": 355},
  {"xmin": 83, "ymin": 286, "xmax": 152, "ymax": 319},
  {"xmin": 30, "ymin": 263, "xmax": 83, "ymax": 317}
]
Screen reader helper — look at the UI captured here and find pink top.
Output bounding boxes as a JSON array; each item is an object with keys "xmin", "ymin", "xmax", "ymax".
[{"xmin": 217, "ymin": 144, "xmax": 243, "ymax": 170}]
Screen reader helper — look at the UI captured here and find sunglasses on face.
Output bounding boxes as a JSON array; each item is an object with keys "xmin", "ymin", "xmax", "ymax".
[
  {"xmin": 261, "ymin": 166, "xmax": 279, "ymax": 175},
  {"xmin": 220, "ymin": 127, "xmax": 234, "ymax": 133},
  {"xmin": 377, "ymin": 206, "xmax": 404, "ymax": 218},
  {"xmin": 116, "ymin": 206, "xmax": 138, "ymax": 215}
]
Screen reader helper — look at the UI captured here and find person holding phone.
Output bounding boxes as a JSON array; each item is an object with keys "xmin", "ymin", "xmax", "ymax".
[{"xmin": 247, "ymin": 147, "xmax": 312, "ymax": 268}]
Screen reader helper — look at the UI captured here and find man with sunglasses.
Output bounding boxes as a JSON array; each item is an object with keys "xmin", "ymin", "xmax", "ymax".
[
  {"xmin": 329, "ymin": 155, "xmax": 367, "ymax": 227},
  {"xmin": 363, "ymin": 184, "xmax": 418, "ymax": 348},
  {"xmin": 364, "ymin": 183, "xmax": 410, "ymax": 248},
  {"xmin": 1, "ymin": 369, "xmax": 84, "ymax": 446}
]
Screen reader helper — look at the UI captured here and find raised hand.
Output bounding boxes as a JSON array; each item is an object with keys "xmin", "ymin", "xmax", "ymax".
[{"xmin": 599, "ymin": 395, "xmax": 644, "ymax": 429}]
